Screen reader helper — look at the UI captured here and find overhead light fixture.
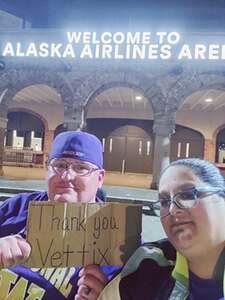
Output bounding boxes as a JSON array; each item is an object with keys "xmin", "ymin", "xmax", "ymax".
[
  {"xmin": 135, "ymin": 95, "xmax": 142, "ymax": 101},
  {"xmin": 205, "ymin": 98, "xmax": 213, "ymax": 103}
]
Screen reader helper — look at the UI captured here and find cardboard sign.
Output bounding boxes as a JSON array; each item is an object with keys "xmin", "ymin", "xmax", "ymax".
[{"xmin": 25, "ymin": 201, "xmax": 142, "ymax": 268}]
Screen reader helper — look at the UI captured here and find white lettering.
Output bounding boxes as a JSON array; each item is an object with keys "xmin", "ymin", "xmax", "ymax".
[
  {"xmin": 127, "ymin": 32, "xmax": 141, "ymax": 44},
  {"xmin": 178, "ymin": 44, "xmax": 192, "ymax": 59},
  {"xmin": 133, "ymin": 45, "xmax": 145, "ymax": 59},
  {"xmin": 102, "ymin": 44, "xmax": 112, "ymax": 58},
  {"xmin": 113, "ymin": 32, "xmax": 125, "ymax": 44},
  {"xmin": 92, "ymin": 32, "xmax": 100, "ymax": 44},
  {"xmin": 160, "ymin": 45, "xmax": 171, "ymax": 59},
  {"xmin": 83, "ymin": 32, "xmax": 91, "ymax": 43},
  {"xmin": 142, "ymin": 32, "xmax": 151, "ymax": 44},
  {"xmin": 62, "ymin": 44, "xmax": 75, "ymax": 58},
  {"xmin": 95, "ymin": 44, "xmax": 100, "ymax": 58},
  {"xmin": 16, "ymin": 43, "xmax": 25, "ymax": 56},
  {"xmin": 156, "ymin": 32, "xmax": 167, "ymax": 44},
  {"xmin": 51, "ymin": 43, "xmax": 63, "ymax": 57},
  {"xmin": 2, "ymin": 42, "xmax": 15, "ymax": 56},
  {"xmin": 209, "ymin": 44, "xmax": 220, "ymax": 60},
  {"xmin": 195, "ymin": 44, "xmax": 206, "ymax": 59},
  {"xmin": 125, "ymin": 44, "xmax": 131, "ymax": 59},
  {"xmin": 101, "ymin": 32, "xmax": 112, "ymax": 43},
  {"xmin": 67, "ymin": 32, "xmax": 82, "ymax": 43},
  {"xmin": 39, "ymin": 43, "xmax": 49, "ymax": 57},
  {"xmin": 148, "ymin": 45, "xmax": 158, "ymax": 59},
  {"xmin": 114, "ymin": 45, "xmax": 123, "ymax": 59},
  {"xmin": 26, "ymin": 43, "xmax": 38, "ymax": 57},
  {"xmin": 167, "ymin": 32, "xmax": 180, "ymax": 44},
  {"xmin": 80, "ymin": 45, "xmax": 93, "ymax": 58}
]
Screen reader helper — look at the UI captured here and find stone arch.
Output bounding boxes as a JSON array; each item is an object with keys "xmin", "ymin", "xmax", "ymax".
[
  {"xmin": 7, "ymin": 107, "xmax": 49, "ymax": 131},
  {"xmin": 73, "ymin": 70, "xmax": 165, "ymax": 116},
  {"xmin": 0, "ymin": 68, "xmax": 74, "ymax": 107},
  {"xmin": 165, "ymin": 70, "xmax": 225, "ymax": 110}
]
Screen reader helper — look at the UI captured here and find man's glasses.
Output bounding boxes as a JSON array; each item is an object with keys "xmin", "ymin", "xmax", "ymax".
[
  {"xmin": 48, "ymin": 159, "xmax": 99, "ymax": 177},
  {"xmin": 153, "ymin": 186, "xmax": 225, "ymax": 218}
]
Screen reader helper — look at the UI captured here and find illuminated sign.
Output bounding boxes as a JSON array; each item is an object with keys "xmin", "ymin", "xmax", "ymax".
[{"xmin": 1, "ymin": 31, "xmax": 225, "ymax": 60}]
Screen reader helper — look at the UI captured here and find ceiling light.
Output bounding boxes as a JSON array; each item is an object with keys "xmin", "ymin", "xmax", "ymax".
[
  {"xmin": 205, "ymin": 98, "xmax": 213, "ymax": 103},
  {"xmin": 135, "ymin": 95, "xmax": 142, "ymax": 101}
]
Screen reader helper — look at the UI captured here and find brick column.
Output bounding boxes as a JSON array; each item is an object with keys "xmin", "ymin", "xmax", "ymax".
[
  {"xmin": 204, "ymin": 139, "xmax": 216, "ymax": 162},
  {"xmin": 43, "ymin": 130, "xmax": 55, "ymax": 164},
  {"xmin": 151, "ymin": 117, "xmax": 175, "ymax": 189}
]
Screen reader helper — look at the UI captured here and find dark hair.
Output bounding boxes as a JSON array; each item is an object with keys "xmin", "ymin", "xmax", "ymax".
[{"xmin": 161, "ymin": 158, "xmax": 225, "ymax": 191}]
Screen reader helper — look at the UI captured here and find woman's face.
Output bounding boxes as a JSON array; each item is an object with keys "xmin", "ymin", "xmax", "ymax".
[{"xmin": 159, "ymin": 165, "xmax": 225, "ymax": 259}]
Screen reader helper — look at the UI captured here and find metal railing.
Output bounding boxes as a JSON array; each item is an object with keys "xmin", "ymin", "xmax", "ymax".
[{"xmin": 3, "ymin": 147, "xmax": 44, "ymax": 166}]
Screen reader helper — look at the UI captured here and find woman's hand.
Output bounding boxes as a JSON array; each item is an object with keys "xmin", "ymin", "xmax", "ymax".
[{"xmin": 75, "ymin": 264, "xmax": 108, "ymax": 300}]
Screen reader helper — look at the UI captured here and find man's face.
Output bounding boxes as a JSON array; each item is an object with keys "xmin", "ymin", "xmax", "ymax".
[{"xmin": 47, "ymin": 158, "xmax": 105, "ymax": 203}]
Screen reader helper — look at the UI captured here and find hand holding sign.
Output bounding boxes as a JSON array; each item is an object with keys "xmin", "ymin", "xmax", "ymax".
[{"xmin": 75, "ymin": 265, "xmax": 108, "ymax": 300}]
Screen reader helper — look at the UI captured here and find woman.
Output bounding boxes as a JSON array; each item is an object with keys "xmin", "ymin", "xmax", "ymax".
[{"xmin": 99, "ymin": 158, "xmax": 225, "ymax": 299}]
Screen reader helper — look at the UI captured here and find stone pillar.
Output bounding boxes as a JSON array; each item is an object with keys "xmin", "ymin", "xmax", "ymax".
[
  {"xmin": 43, "ymin": 130, "xmax": 55, "ymax": 164},
  {"xmin": 204, "ymin": 139, "xmax": 216, "ymax": 162},
  {"xmin": 0, "ymin": 117, "xmax": 8, "ymax": 176},
  {"xmin": 64, "ymin": 104, "xmax": 86, "ymax": 131},
  {"xmin": 151, "ymin": 120, "xmax": 175, "ymax": 189}
]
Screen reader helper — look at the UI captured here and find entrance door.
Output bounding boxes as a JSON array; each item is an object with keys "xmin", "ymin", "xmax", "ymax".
[
  {"xmin": 104, "ymin": 135, "xmax": 152, "ymax": 174},
  {"xmin": 104, "ymin": 136, "xmax": 126, "ymax": 172},
  {"xmin": 125, "ymin": 137, "xmax": 152, "ymax": 173}
]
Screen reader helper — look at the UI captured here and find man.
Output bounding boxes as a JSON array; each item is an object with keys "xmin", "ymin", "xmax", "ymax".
[{"xmin": 0, "ymin": 131, "xmax": 120, "ymax": 300}]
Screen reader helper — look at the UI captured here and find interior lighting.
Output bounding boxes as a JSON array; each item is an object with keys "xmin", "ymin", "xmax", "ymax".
[
  {"xmin": 135, "ymin": 95, "xmax": 142, "ymax": 101},
  {"xmin": 205, "ymin": 98, "xmax": 213, "ymax": 103}
]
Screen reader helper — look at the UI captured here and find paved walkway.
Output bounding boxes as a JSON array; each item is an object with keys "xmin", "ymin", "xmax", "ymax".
[{"xmin": 2, "ymin": 166, "xmax": 153, "ymax": 188}]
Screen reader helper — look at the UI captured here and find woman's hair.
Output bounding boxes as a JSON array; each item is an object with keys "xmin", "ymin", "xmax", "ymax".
[{"xmin": 161, "ymin": 158, "xmax": 225, "ymax": 190}]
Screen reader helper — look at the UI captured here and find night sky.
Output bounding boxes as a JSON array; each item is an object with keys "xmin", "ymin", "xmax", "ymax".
[{"xmin": 0, "ymin": 0, "xmax": 225, "ymax": 30}]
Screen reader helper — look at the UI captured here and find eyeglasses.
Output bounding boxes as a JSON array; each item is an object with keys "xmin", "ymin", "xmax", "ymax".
[
  {"xmin": 48, "ymin": 158, "xmax": 99, "ymax": 177},
  {"xmin": 153, "ymin": 186, "xmax": 225, "ymax": 218}
]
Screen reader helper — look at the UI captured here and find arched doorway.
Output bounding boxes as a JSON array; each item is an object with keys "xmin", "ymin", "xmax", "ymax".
[
  {"xmin": 103, "ymin": 125, "xmax": 153, "ymax": 174},
  {"xmin": 4, "ymin": 111, "xmax": 45, "ymax": 165}
]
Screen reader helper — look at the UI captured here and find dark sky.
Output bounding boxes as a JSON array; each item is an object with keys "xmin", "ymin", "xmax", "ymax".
[{"xmin": 0, "ymin": 0, "xmax": 225, "ymax": 30}]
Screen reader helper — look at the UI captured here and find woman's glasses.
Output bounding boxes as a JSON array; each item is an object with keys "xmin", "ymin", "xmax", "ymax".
[{"xmin": 153, "ymin": 186, "xmax": 225, "ymax": 217}]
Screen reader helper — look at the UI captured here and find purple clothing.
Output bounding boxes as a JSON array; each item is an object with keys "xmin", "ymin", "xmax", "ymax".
[
  {"xmin": 0, "ymin": 191, "xmax": 121, "ymax": 299},
  {"xmin": 189, "ymin": 270, "xmax": 224, "ymax": 300}
]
